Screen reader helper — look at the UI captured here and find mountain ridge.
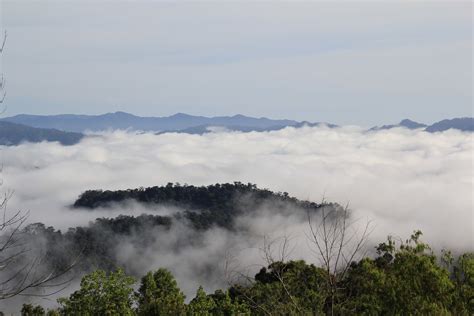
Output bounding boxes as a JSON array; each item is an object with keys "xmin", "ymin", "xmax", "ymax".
[
  {"xmin": 0, "ymin": 121, "xmax": 84, "ymax": 146},
  {"xmin": 370, "ymin": 117, "xmax": 473, "ymax": 132},
  {"xmin": 425, "ymin": 117, "xmax": 473, "ymax": 132},
  {"xmin": 1, "ymin": 112, "xmax": 301, "ymax": 133},
  {"xmin": 1, "ymin": 112, "xmax": 472, "ymax": 136}
]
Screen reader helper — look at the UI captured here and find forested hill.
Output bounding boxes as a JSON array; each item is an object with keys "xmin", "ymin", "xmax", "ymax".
[
  {"xmin": 0, "ymin": 121, "xmax": 84, "ymax": 146},
  {"xmin": 16, "ymin": 183, "xmax": 331, "ymax": 278},
  {"xmin": 14, "ymin": 184, "xmax": 474, "ymax": 315},
  {"xmin": 73, "ymin": 182, "xmax": 328, "ymax": 230}
]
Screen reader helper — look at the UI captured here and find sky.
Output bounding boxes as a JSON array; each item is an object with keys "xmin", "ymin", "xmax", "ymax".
[{"xmin": 0, "ymin": 1, "xmax": 472, "ymax": 125}]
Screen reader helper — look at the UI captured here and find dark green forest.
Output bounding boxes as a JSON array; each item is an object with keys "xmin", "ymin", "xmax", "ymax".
[
  {"xmin": 2, "ymin": 183, "xmax": 473, "ymax": 315},
  {"xmin": 15, "ymin": 232, "xmax": 474, "ymax": 315},
  {"xmin": 22, "ymin": 183, "xmax": 329, "ymax": 272},
  {"xmin": 73, "ymin": 182, "xmax": 327, "ymax": 230}
]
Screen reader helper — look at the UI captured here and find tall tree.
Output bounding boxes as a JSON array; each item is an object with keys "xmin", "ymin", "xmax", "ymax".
[
  {"xmin": 21, "ymin": 304, "xmax": 45, "ymax": 316},
  {"xmin": 451, "ymin": 253, "xmax": 474, "ymax": 313},
  {"xmin": 57, "ymin": 269, "xmax": 135, "ymax": 315},
  {"xmin": 136, "ymin": 268, "xmax": 186, "ymax": 316},
  {"xmin": 187, "ymin": 286, "xmax": 216, "ymax": 315},
  {"xmin": 342, "ymin": 231, "xmax": 457, "ymax": 315}
]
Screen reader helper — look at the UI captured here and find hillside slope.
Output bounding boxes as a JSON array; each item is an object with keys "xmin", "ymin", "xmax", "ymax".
[{"xmin": 0, "ymin": 121, "xmax": 84, "ymax": 145}]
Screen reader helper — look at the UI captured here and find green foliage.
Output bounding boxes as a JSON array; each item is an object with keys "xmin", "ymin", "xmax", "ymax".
[
  {"xmin": 231, "ymin": 260, "xmax": 328, "ymax": 315},
  {"xmin": 73, "ymin": 182, "xmax": 326, "ymax": 230},
  {"xmin": 342, "ymin": 231, "xmax": 456, "ymax": 315},
  {"xmin": 187, "ymin": 286, "xmax": 217, "ymax": 315},
  {"xmin": 21, "ymin": 183, "xmax": 329, "ymax": 275},
  {"xmin": 22, "ymin": 214, "xmax": 173, "ymax": 273},
  {"xmin": 136, "ymin": 268, "xmax": 186, "ymax": 316},
  {"xmin": 21, "ymin": 304, "xmax": 45, "ymax": 316},
  {"xmin": 57, "ymin": 269, "xmax": 135, "ymax": 315},
  {"xmin": 450, "ymin": 252, "xmax": 474, "ymax": 314},
  {"xmin": 187, "ymin": 287, "xmax": 251, "ymax": 316},
  {"xmin": 19, "ymin": 305, "xmax": 59, "ymax": 316},
  {"xmin": 209, "ymin": 290, "xmax": 251, "ymax": 316},
  {"xmin": 15, "ymin": 230, "xmax": 474, "ymax": 315}
]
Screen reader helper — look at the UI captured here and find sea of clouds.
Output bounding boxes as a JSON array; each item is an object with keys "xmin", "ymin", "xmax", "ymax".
[{"xmin": 0, "ymin": 126, "xmax": 472, "ymax": 309}]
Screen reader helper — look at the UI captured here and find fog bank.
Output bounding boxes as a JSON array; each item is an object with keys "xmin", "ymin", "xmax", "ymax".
[{"xmin": 1, "ymin": 126, "xmax": 472, "ymax": 250}]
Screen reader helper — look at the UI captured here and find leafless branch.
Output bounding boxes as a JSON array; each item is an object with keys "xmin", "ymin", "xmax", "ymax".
[
  {"xmin": 223, "ymin": 235, "xmax": 304, "ymax": 315},
  {"xmin": 0, "ymin": 192, "xmax": 79, "ymax": 299},
  {"xmin": 0, "ymin": 30, "xmax": 6, "ymax": 107},
  {"xmin": 0, "ymin": 31, "xmax": 6, "ymax": 53},
  {"xmin": 306, "ymin": 202, "xmax": 373, "ymax": 315},
  {"xmin": 260, "ymin": 235, "xmax": 303, "ymax": 314}
]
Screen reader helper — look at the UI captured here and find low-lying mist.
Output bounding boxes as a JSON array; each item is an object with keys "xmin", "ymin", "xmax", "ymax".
[{"xmin": 0, "ymin": 126, "xmax": 472, "ymax": 310}]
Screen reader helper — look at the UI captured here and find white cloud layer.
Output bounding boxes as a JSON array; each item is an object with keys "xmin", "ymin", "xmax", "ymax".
[
  {"xmin": 1, "ymin": 126, "xmax": 472, "ymax": 249},
  {"xmin": 0, "ymin": 126, "xmax": 473, "ymax": 310}
]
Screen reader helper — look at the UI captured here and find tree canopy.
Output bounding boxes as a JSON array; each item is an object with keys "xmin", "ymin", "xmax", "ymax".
[{"xmin": 10, "ymin": 231, "xmax": 473, "ymax": 315}]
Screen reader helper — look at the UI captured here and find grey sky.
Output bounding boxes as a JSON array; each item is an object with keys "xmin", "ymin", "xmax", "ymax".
[{"xmin": 1, "ymin": 1, "xmax": 472, "ymax": 125}]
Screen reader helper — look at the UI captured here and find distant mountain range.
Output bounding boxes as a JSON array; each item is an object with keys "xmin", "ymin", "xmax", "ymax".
[
  {"xmin": 0, "ymin": 113, "xmax": 472, "ymax": 146},
  {"xmin": 370, "ymin": 119, "xmax": 427, "ymax": 131},
  {"xmin": 424, "ymin": 118, "xmax": 474, "ymax": 133},
  {"xmin": 371, "ymin": 117, "xmax": 473, "ymax": 133},
  {"xmin": 0, "ymin": 121, "xmax": 83, "ymax": 146},
  {"xmin": 0, "ymin": 112, "xmax": 308, "ymax": 133},
  {"xmin": 161, "ymin": 121, "xmax": 338, "ymax": 135}
]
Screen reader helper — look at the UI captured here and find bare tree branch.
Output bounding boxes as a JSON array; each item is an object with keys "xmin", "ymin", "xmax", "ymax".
[
  {"xmin": 0, "ymin": 30, "xmax": 79, "ymax": 299},
  {"xmin": 0, "ymin": 31, "xmax": 6, "ymax": 53},
  {"xmin": 0, "ymin": 31, "xmax": 6, "ymax": 107},
  {"xmin": 306, "ymin": 202, "xmax": 373, "ymax": 315}
]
